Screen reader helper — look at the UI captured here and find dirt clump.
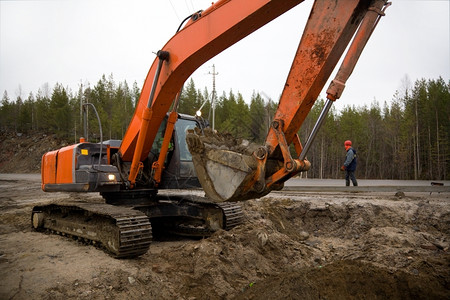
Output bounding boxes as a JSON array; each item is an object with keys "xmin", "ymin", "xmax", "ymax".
[
  {"xmin": 186, "ymin": 127, "xmax": 260, "ymax": 156},
  {"xmin": 0, "ymin": 176, "xmax": 449, "ymax": 299}
]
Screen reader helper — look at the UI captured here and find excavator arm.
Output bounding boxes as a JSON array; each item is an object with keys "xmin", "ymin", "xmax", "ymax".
[{"xmin": 118, "ymin": 0, "xmax": 390, "ymax": 200}]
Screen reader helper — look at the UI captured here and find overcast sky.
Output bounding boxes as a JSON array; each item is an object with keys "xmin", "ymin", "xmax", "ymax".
[{"xmin": 1, "ymin": 0, "xmax": 449, "ymax": 112}]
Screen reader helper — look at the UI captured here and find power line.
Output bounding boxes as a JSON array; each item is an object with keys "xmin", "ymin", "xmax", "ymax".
[
  {"xmin": 184, "ymin": 0, "xmax": 192, "ymax": 13},
  {"xmin": 168, "ymin": 0, "xmax": 180, "ymax": 21}
]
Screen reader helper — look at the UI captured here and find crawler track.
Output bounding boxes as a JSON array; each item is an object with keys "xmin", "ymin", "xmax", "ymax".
[
  {"xmin": 217, "ymin": 202, "xmax": 244, "ymax": 230},
  {"xmin": 31, "ymin": 202, "xmax": 152, "ymax": 258},
  {"xmin": 164, "ymin": 201, "xmax": 244, "ymax": 236}
]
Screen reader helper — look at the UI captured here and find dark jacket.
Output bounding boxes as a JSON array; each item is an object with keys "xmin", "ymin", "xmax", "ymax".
[{"xmin": 344, "ymin": 147, "xmax": 357, "ymax": 171}]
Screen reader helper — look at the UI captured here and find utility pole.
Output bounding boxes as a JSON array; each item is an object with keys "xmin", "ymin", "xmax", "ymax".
[
  {"xmin": 209, "ymin": 64, "xmax": 218, "ymax": 131},
  {"xmin": 79, "ymin": 82, "xmax": 83, "ymax": 138},
  {"xmin": 79, "ymin": 82, "xmax": 88, "ymax": 141}
]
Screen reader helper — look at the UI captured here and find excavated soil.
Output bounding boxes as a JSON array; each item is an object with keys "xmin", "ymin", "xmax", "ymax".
[{"xmin": 0, "ymin": 175, "xmax": 449, "ymax": 299}]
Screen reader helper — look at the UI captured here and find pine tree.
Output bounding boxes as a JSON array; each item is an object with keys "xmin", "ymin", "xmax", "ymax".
[
  {"xmin": 249, "ymin": 92, "xmax": 266, "ymax": 143},
  {"xmin": 49, "ymin": 83, "xmax": 72, "ymax": 137},
  {"xmin": 179, "ymin": 78, "xmax": 200, "ymax": 115},
  {"xmin": 0, "ymin": 91, "xmax": 13, "ymax": 130}
]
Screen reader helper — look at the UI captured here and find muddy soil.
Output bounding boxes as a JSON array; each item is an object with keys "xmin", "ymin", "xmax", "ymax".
[{"xmin": 0, "ymin": 175, "xmax": 449, "ymax": 299}]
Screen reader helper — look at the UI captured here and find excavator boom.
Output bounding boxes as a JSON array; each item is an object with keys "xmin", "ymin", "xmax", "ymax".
[
  {"xmin": 119, "ymin": 0, "xmax": 303, "ymax": 161},
  {"xmin": 119, "ymin": 0, "xmax": 308, "ymax": 187}
]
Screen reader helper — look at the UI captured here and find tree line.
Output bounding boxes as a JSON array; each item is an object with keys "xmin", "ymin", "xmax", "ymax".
[
  {"xmin": 1, "ymin": 75, "xmax": 448, "ymax": 180},
  {"xmin": 0, "ymin": 75, "xmax": 140, "ymax": 141}
]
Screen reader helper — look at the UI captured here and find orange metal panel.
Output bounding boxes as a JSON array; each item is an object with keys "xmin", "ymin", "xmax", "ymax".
[
  {"xmin": 41, "ymin": 150, "xmax": 58, "ymax": 190},
  {"xmin": 55, "ymin": 145, "xmax": 76, "ymax": 184},
  {"xmin": 153, "ymin": 111, "xmax": 178, "ymax": 185}
]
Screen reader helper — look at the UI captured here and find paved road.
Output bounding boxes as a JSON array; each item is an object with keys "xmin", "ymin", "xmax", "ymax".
[
  {"xmin": 1, "ymin": 174, "xmax": 448, "ymax": 193},
  {"xmin": 285, "ymin": 178, "xmax": 449, "ymax": 187},
  {"xmin": 0, "ymin": 173, "xmax": 42, "ymax": 182},
  {"xmin": 284, "ymin": 178, "xmax": 449, "ymax": 192}
]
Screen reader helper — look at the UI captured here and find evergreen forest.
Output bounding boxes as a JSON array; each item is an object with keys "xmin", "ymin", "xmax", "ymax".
[{"xmin": 1, "ymin": 74, "xmax": 449, "ymax": 180}]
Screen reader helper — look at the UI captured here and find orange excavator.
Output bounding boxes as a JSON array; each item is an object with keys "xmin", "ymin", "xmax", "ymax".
[{"xmin": 32, "ymin": 0, "xmax": 390, "ymax": 257}]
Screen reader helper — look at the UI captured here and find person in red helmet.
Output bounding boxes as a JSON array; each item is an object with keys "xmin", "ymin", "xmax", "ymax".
[{"xmin": 341, "ymin": 140, "xmax": 358, "ymax": 186}]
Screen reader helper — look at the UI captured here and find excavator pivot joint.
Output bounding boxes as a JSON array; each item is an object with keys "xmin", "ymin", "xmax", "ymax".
[
  {"xmin": 156, "ymin": 50, "xmax": 170, "ymax": 61},
  {"xmin": 326, "ymin": 79, "xmax": 346, "ymax": 101},
  {"xmin": 285, "ymin": 160, "xmax": 296, "ymax": 172},
  {"xmin": 272, "ymin": 120, "xmax": 281, "ymax": 130},
  {"xmin": 254, "ymin": 146, "xmax": 268, "ymax": 160}
]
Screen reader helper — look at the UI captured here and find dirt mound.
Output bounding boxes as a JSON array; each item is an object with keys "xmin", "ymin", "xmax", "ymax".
[
  {"xmin": 0, "ymin": 131, "xmax": 69, "ymax": 173},
  {"xmin": 170, "ymin": 197, "xmax": 449, "ymax": 299},
  {"xmin": 238, "ymin": 260, "xmax": 447, "ymax": 300}
]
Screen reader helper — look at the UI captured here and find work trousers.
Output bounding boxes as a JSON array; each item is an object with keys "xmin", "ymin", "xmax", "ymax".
[{"xmin": 345, "ymin": 170, "xmax": 358, "ymax": 186}]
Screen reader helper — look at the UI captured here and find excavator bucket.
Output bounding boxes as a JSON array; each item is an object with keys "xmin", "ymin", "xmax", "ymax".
[{"xmin": 186, "ymin": 128, "xmax": 274, "ymax": 203}]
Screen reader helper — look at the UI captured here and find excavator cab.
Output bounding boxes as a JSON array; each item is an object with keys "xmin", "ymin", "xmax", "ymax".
[{"xmin": 155, "ymin": 114, "xmax": 206, "ymax": 189}]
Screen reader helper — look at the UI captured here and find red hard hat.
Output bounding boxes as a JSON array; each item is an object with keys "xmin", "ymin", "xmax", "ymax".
[{"xmin": 344, "ymin": 140, "xmax": 352, "ymax": 146}]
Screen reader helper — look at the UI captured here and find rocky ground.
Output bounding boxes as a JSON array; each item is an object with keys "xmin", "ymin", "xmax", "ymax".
[
  {"xmin": 0, "ymin": 130, "xmax": 70, "ymax": 173},
  {"xmin": 0, "ymin": 174, "xmax": 449, "ymax": 299}
]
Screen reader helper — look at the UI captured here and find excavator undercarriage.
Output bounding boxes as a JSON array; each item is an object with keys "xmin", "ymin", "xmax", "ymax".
[{"xmin": 32, "ymin": 194, "xmax": 243, "ymax": 258}]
